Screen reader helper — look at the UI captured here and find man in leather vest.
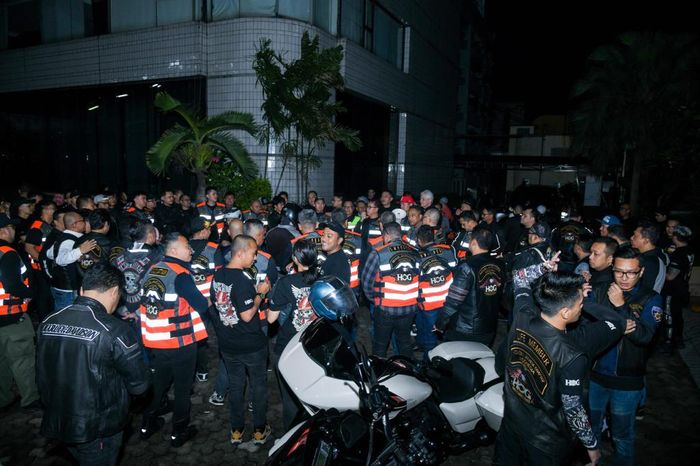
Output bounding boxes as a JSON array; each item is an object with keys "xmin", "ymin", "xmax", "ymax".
[
  {"xmin": 0, "ymin": 216, "xmax": 39, "ymax": 410},
  {"xmin": 139, "ymin": 233, "xmax": 209, "ymax": 448},
  {"xmin": 496, "ymin": 254, "xmax": 626, "ymax": 466},
  {"xmin": 451, "ymin": 210, "xmax": 478, "ymax": 260},
  {"xmin": 361, "ymin": 222, "xmax": 420, "ymax": 357},
  {"xmin": 589, "ymin": 246, "xmax": 662, "ymax": 466},
  {"xmin": 37, "ymin": 264, "xmax": 148, "ymax": 466},
  {"xmin": 50, "ymin": 211, "xmax": 97, "ymax": 311},
  {"xmin": 436, "ymin": 228, "xmax": 503, "ymax": 346}
]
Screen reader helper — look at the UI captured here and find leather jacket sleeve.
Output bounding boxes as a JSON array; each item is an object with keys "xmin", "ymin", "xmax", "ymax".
[
  {"xmin": 437, "ymin": 261, "xmax": 475, "ymax": 331},
  {"xmin": 112, "ymin": 324, "xmax": 148, "ymax": 396}
]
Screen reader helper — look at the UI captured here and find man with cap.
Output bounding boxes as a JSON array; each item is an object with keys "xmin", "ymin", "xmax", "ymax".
[
  {"xmin": 662, "ymin": 225, "xmax": 693, "ymax": 349},
  {"xmin": 599, "ymin": 215, "xmax": 621, "ymax": 237},
  {"xmin": 0, "ymin": 215, "xmax": 40, "ymax": 410},
  {"xmin": 321, "ymin": 222, "xmax": 350, "ymax": 284},
  {"xmin": 94, "ymin": 194, "xmax": 111, "ymax": 210},
  {"xmin": 11, "ymin": 197, "xmax": 35, "ymax": 245},
  {"xmin": 399, "ymin": 194, "xmax": 416, "ymax": 214}
]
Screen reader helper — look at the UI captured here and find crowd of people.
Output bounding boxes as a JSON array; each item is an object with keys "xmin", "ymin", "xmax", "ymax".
[{"xmin": 0, "ymin": 183, "xmax": 694, "ymax": 465}]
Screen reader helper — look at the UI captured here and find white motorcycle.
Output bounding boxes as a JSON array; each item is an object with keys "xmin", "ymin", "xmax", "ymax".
[{"xmin": 268, "ymin": 316, "xmax": 504, "ymax": 465}]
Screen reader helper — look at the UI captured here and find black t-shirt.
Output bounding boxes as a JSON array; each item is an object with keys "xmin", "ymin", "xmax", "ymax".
[
  {"xmin": 321, "ymin": 250, "xmax": 350, "ymax": 284},
  {"xmin": 665, "ymin": 246, "xmax": 693, "ymax": 295},
  {"xmin": 210, "ymin": 268, "xmax": 266, "ymax": 354},
  {"xmin": 270, "ymin": 273, "xmax": 316, "ymax": 355}
]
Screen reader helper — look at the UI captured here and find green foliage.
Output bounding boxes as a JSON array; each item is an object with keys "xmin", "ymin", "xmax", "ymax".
[
  {"xmin": 570, "ymin": 32, "xmax": 700, "ymax": 207},
  {"xmin": 147, "ymin": 91, "xmax": 259, "ymax": 199},
  {"xmin": 253, "ymin": 31, "xmax": 362, "ymax": 195},
  {"xmin": 206, "ymin": 162, "xmax": 272, "ymax": 210}
]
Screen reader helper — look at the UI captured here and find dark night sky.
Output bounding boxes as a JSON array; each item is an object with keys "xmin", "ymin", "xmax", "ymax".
[{"xmin": 488, "ymin": 0, "xmax": 698, "ymax": 120}]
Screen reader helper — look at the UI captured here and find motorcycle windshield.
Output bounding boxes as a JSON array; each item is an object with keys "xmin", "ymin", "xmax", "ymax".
[{"xmin": 301, "ymin": 319, "xmax": 359, "ymax": 381}]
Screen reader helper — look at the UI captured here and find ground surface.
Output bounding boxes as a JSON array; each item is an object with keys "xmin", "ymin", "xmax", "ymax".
[{"xmin": 1, "ymin": 306, "xmax": 699, "ymax": 465}]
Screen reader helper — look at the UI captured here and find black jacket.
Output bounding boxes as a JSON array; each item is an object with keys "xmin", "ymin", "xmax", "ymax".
[
  {"xmin": 37, "ymin": 296, "xmax": 148, "ymax": 443},
  {"xmin": 438, "ymin": 253, "xmax": 504, "ymax": 344}
]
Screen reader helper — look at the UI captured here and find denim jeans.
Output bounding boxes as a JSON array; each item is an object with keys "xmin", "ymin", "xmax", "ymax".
[
  {"xmin": 51, "ymin": 288, "xmax": 77, "ymax": 312},
  {"xmin": 66, "ymin": 431, "xmax": 122, "ymax": 466},
  {"xmin": 589, "ymin": 381, "xmax": 643, "ymax": 466},
  {"xmin": 415, "ymin": 309, "xmax": 441, "ymax": 357},
  {"xmin": 222, "ymin": 349, "xmax": 268, "ymax": 430},
  {"xmin": 214, "ymin": 357, "xmax": 229, "ymax": 395},
  {"xmin": 372, "ymin": 309, "xmax": 415, "ymax": 358}
]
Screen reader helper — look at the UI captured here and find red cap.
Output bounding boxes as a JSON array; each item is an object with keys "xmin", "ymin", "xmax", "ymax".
[{"xmin": 400, "ymin": 195, "xmax": 416, "ymax": 204}]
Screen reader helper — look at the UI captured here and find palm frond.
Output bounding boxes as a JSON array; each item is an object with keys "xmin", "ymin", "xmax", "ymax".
[
  {"xmin": 146, "ymin": 126, "xmax": 191, "ymax": 175},
  {"xmin": 208, "ymin": 132, "xmax": 259, "ymax": 179}
]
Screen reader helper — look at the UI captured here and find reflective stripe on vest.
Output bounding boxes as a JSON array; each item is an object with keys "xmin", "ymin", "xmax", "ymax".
[
  {"xmin": 373, "ymin": 242, "xmax": 419, "ymax": 307},
  {"xmin": 28, "ymin": 220, "xmax": 51, "ymax": 270},
  {"xmin": 343, "ymin": 231, "xmax": 362, "ymax": 289},
  {"xmin": 0, "ymin": 246, "xmax": 30, "ymax": 315},
  {"xmin": 191, "ymin": 242, "xmax": 218, "ymax": 298},
  {"xmin": 417, "ymin": 244, "xmax": 457, "ymax": 311},
  {"xmin": 139, "ymin": 261, "xmax": 207, "ymax": 349}
]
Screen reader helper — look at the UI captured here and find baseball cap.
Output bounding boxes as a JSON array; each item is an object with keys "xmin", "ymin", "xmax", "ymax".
[
  {"xmin": 11, "ymin": 197, "xmax": 33, "ymax": 209},
  {"xmin": 392, "ymin": 208, "xmax": 407, "ymax": 222},
  {"xmin": 325, "ymin": 221, "xmax": 345, "ymax": 238},
  {"xmin": 528, "ymin": 221, "xmax": 551, "ymax": 240},
  {"xmin": 400, "ymin": 194, "xmax": 416, "ymax": 204},
  {"xmin": 356, "ymin": 196, "xmax": 369, "ymax": 204},
  {"xmin": 599, "ymin": 215, "xmax": 621, "ymax": 226},
  {"xmin": 673, "ymin": 225, "xmax": 693, "ymax": 240},
  {"xmin": 94, "ymin": 194, "xmax": 110, "ymax": 204},
  {"xmin": 0, "ymin": 216, "xmax": 21, "ymax": 228},
  {"xmin": 189, "ymin": 217, "xmax": 210, "ymax": 233}
]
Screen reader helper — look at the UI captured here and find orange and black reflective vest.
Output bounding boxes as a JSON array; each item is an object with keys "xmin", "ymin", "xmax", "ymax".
[
  {"xmin": 0, "ymin": 246, "xmax": 30, "ymax": 316},
  {"xmin": 452, "ymin": 230, "xmax": 473, "ymax": 260},
  {"xmin": 191, "ymin": 240, "xmax": 218, "ymax": 299},
  {"xmin": 139, "ymin": 260, "xmax": 208, "ymax": 349},
  {"xmin": 197, "ymin": 202, "xmax": 226, "ymax": 237},
  {"xmin": 27, "ymin": 220, "xmax": 52, "ymax": 270},
  {"xmin": 291, "ymin": 231, "xmax": 325, "ymax": 265},
  {"xmin": 372, "ymin": 241, "xmax": 420, "ymax": 308},
  {"xmin": 417, "ymin": 244, "xmax": 457, "ymax": 311},
  {"xmin": 343, "ymin": 230, "xmax": 362, "ymax": 289}
]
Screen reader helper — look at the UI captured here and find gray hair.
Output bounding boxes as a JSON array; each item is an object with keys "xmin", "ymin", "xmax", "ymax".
[
  {"xmin": 420, "ymin": 189, "xmax": 434, "ymax": 202},
  {"xmin": 298, "ymin": 209, "xmax": 317, "ymax": 227}
]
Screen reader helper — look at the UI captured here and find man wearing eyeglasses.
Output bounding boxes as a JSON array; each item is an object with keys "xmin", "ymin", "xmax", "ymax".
[
  {"xmin": 49, "ymin": 212, "xmax": 97, "ymax": 311},
  {"xmin": 588, "ymin": 245, "xmax": 662, "ymax": 466}
]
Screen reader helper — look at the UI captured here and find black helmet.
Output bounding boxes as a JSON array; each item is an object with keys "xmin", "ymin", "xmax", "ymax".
[
  {"xmin": 281, "ymin": 203, "xmax": 301, "ymax": 226},
  {"xmin": 309, "ymin": 276, "xmax": 358, "ymax": 321}
]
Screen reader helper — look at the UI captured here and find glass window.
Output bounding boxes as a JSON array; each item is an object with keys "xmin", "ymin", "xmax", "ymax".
[
  {"xmin": 278, "ymin": 0, "xmax": 311, "ymax": 22},
  {"xmin": 240, "ymin": 0, "xmax": 275, "ymax": 16},
  {"xmin": 210, "ymin": 0, "xmax": 240, "ymax": 20},
  {"xmin": 156, "ymin": 0, "xmax": 196, "ymax": 25},
  {"xmin": 339, "ymin": 0, "xmax": 362, "ymax": 44},
  {"xmin": 4, "ymin": 0, "xmax": 41, "ymax": 49},
  {"xmin": 110, "ymin": 0, "xmax": 156, "ymax": 33},
  {"xmin": 41, "ymin": 0, "xmax": 85, "ymax": 43},
  {"xmin": 313, "ymin": 0, "xmax": 337, "ymax": 34},
  {"xmin": 372, "ymin": 5, "xmax": 402, "ymax": 68}
]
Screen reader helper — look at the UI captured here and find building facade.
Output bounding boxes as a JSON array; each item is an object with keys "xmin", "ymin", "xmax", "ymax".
[{"xmin": 0, "ymin": 0, "xmax": 470, "ymax": 202}]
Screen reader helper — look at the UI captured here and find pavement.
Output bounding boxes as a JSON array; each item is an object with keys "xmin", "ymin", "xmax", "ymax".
[{"xmin": 1, "ymin": 304, "xmax": 699, "ymax": 466}]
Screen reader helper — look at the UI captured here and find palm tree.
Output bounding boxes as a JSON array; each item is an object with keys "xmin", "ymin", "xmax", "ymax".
[
  {"xmin": 146, "ymin": 91, "xmax": 258, "ymax": 200},
  {"xmin": 254, "ymin": 32, "xmax": 361, "ymax": 197},
  {"xmin": 570, "ymin": 32, "xmax": 699, "ymax": 209}
]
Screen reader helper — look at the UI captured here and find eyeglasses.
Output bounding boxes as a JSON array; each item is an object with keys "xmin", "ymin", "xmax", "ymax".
[{"xmin": 613, "ymin": 269, "xmax": 641, "ymax": 278}]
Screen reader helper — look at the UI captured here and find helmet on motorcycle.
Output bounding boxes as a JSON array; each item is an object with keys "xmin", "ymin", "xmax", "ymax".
[
  {"xmin": 309, "ymin": 276, "xmax": 358, "ymax": 321},
  {"xmin": 281, "ymin": 203, "xmax": 301, "ymax": 226}
]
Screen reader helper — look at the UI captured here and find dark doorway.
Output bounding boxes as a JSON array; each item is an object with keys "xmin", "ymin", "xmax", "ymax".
[
  {"xmin": 0, "ymin": 77, "xmax": 205, "ymax": 197},
  {"xmin": 334, "ymin": 91, "xmax": 391, "ymax": 199}
]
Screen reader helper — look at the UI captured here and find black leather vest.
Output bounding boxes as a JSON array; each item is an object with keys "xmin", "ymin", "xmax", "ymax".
[{"xmin": 504, "ymin": 316, "xmax": 583, "ymax": 455}]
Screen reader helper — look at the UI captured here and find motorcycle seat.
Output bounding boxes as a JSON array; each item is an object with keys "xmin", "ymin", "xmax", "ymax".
[{"xmin": 430, "ymin": 357, "xmax": 485, "ymax": 403}]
